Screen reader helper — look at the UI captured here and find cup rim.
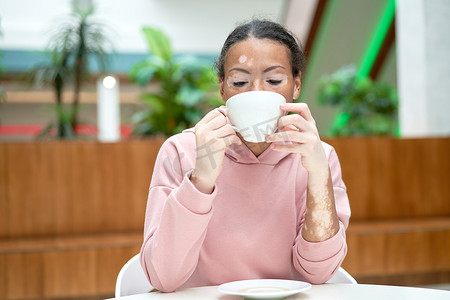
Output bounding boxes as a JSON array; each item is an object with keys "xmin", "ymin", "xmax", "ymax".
[{"xmin": 226, "ymin": 91, "xmax": 285, "ymax": 106}]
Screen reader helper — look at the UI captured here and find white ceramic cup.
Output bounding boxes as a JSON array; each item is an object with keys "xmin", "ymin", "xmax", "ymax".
[{"xmin": 218, "ymin": 91, "xmax": 286, "ymax": 143}]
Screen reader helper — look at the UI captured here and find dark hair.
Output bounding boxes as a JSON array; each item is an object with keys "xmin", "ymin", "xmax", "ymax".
[{"xmin": 215, "ymin": 19, "xmax": 306, "ymax": 80}]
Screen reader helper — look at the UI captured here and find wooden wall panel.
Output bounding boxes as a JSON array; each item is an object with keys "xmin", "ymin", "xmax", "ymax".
[
  {"xmin": 0, "ymin": 139, "xmax": 165, "ymax": 238},
  {"xmin": 0, "ymin": 138, "xmax": 449, "ymax": 298},
  {"xmin": 0, "ymin": 233, "xmax": 142, "ymax": 299},
  {"xmin": 324, "ymin": 138, "xmax": 373, "ymax": 219},
  {"xmin": 0, "ymin": 246, "xmax": 141, "ymax": 300},
  {"xmin": 1, "ymin": 253, "xmax": 44, "ymax": 299},
  {"xmin": 5, "ymin": 143, "xmax": 55, "ymax": 237},
  {"xmin": 343, "ymin": 218, "xmax": 450, "ymax": 277},
  {"xmin": 95, "ymin": 247, "xmax": 139, "ymax": 296},
  {"xmin": 325, "ymin": 138, "xmax": 450, "ymax": 220},
  {"xmin": 1, "ymin": 138, "xmax": 449, "ymax": 236},
  {"xmin": 0, "ymin": 144, "xmax": 8, "ymax": 238}
]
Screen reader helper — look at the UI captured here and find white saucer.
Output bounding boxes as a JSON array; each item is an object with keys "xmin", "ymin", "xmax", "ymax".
[{"xmin": 218, "ymin": 279, "xmax": 311, "ymax": 299}]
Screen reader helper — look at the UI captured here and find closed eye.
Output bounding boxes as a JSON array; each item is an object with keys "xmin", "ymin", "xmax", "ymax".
[
  {"xmin": 233, "ymin": 81, "xmax": 248, "ymax": 87},
  {"xmin": 267, "ymin": 80, "xmax": 283, "ymax": 85}
]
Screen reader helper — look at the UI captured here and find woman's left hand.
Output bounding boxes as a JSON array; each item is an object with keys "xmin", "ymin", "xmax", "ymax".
[
  {"xmin": 265, "ymin": 102, "xmax": 328, "ymax": 173},
  {"xmin": 267, "ymin": 102, "xmax": 340, "ymax": 242}
]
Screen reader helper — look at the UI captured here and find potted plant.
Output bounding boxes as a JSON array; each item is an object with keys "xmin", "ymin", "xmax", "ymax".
[
  {"xmin": 316, "ymin": 65, "xmax": 399, "ymax": 137},
  {"xmin": 27, "ymin": 1, "xmax": 112, "ymax": 138},
  {"xmin": 129, "ymin": 27, "xmax": 222, "ymax": 137}
]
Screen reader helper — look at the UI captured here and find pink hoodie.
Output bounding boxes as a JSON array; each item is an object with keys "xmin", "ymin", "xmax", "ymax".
[{"xmin": 140, "ymin": 128, "xmax": 350, "ymax": 292}]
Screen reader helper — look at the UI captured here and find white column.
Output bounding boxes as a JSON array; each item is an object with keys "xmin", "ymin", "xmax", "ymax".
[
  {"xmin": 97, "ymin": 75, "xmax": 121, "ymax": 142},
  {"xmin": 396, "ymin": 0, "xmax": 450, "ymax": 137},
  {"xmin": 283, "ymin": 0, "xmax": 318, "ymax": 45}
]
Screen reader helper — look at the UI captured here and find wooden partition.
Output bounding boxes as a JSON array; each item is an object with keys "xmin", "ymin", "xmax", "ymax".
[
  {"xmin": 0, "ymin": 139, "xmax": 165, "ymax": 238},
  {"xmin": 0, "ymin": 139, "xmax": 165, "ymax": 299},
  {"xmin": 324, "ymin": 137, "xmax": 450, "ymax": 285},
  {"xmin": 0, "ymin": 137, "xmax": 449, "ymax": 299},
  {"xmin": 324, "ymin": 137, "xmax": 450, "ymax": 220}
]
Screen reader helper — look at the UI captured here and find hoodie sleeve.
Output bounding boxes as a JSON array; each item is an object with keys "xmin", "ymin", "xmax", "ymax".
[
  {"xmin": 139, "ymin": 134, "xmax": 216, "ymax": 292},
  {"xmin": 292, "ymin": 144, "xmax": 351, "ymax": 284}
]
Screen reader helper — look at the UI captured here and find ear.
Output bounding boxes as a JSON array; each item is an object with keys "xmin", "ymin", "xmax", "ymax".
[
  {"xmin": 219, "ymin": 76, "xmax": 225, "ymax": 97},
  {"xmin": 293, "ymin": 72, "xmax": 302, "ymax": 100}
]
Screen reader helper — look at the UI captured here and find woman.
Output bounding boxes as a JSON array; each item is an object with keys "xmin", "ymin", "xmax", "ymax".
[{"xmin": 140, "ymin": 19, "xmax": 350, "ymax": 292}]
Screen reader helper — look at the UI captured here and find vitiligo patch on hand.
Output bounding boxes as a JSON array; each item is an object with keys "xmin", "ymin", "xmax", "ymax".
[{"xmin": 306, "ymin": 175, "xmax": 336, "ymax": 240}]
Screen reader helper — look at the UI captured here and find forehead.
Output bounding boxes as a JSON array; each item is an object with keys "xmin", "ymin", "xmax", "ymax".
[{"xmin": 224, "ymin": 38, "xmax": 291, "ymax": 70}]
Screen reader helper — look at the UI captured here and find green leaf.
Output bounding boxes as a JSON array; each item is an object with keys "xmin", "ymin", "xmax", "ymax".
[
  {"xmin": 129, "ymin": 56, "xmax": 166, "ymax": 85},
  {"xmin": 205, "ymin": 94, "xmax": 224, "ymax": 107},
  {"xmin": 142, "ymin": 27, "xmax": 173, "ymax": 61},
  {"xmin": 140, "ymin": 94, "xmax": 165, "ymax": 114},
  {"xmin": 129, "ymin": 25, "xmax": 223, "ymax": 137},
  {"xmin": 317, "ymin": 64, "xmax": 398, "ymax": 137},
  {"xmin": 184, "ymin": 109, "xmax": 203, "ymax": 123},
  {"xmin": 136, "ymin": 66, "xmax": 156, "ymax": 86},
  {"xmin": 72, "ymin": 1, "xmax": 95, "ymax": 18},
  {"xmin": 176, "ymin": 85, "xmax": 204, "ymax": 107},
  {"xmin": 196, "ymin": 66, "xmax": 218, "ymax": 90},
  {"xmin": 129, "ymin": 63, "xmax": 156, "ymax": 86},
  {"xmin": 175, "ymin": 56, "xmax": 211, "ymax": 77},
  {"xmin": 172, "ymin": 56, "xmax": 204, "ymax": 82},
  {"xmin": 329, "ymin": 112, "xmax": 350, "ymax": 136},
  {"xmin": 131, "ymin": 110, "xmax": 149, "ymax": 124},
  {"xmin": 132, "ymin": 121, "xmax": 153, "ymax": 136}
]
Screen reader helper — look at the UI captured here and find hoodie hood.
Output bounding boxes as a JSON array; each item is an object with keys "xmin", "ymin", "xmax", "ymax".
[
  {"xmin": 183, "ymin": 128, "xmax": 292, "ymax": 166},
  {"xmin": 224, "ymin": 141, "xmax": 292, "ymax": 166}
]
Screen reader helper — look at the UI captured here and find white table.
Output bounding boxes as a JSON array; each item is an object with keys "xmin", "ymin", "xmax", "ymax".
[{"xmin": 111, "ymin": 283, "xmax": 450, "ymax": 300}]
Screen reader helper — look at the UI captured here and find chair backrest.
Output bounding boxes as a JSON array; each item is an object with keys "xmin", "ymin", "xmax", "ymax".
[
  {"xmin": 115, "ymin": 255, "xmax": 354, "ymax": 297},
  {"xmin": 326, "ymin": 267, "xmax": 357, "ymax": 284},
  {"xmin": 115, "ymin": 254, "xmax": 153, "ymax": 297}
]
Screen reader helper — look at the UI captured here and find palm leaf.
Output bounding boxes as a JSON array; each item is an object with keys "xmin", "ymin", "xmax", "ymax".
[{"xmin": 142, "ymin": 27, "xmax": 173, "ymax": 61}]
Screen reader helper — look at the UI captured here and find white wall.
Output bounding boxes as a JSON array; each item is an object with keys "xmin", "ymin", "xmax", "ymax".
[
  {"xmin": 284, "ymin": 0, "xmax": 317, "ymax": 46},
  {"xmin": 397, "ymin": 0, "xmax": 450, "ymax": 137},
  {"xmin": 0, "ymin": 0, "xmax": 285, "ymax": 54}
]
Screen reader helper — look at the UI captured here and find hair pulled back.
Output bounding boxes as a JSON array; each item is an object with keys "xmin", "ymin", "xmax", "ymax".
[{"xmin": 215, "ymin": 19, "xmax": 306, "ymax": 80}]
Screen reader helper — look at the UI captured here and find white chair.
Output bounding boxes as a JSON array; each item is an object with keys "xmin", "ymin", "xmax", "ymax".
[
  {"xmin": 115, "ymin": 255, "xmax": 356, "ymax": 297},
  {"xmin": 326, "ymin": 267, "xmax": 357, "ymax": 284},
  {"xmin": 115, "ymin": 254, "xmax": 154, "ymax": 298}
]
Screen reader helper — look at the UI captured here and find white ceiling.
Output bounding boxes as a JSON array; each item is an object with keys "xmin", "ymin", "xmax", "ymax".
[{"xmin": 0, "ymin": 0, "xmax": 287, "ymax": 54}]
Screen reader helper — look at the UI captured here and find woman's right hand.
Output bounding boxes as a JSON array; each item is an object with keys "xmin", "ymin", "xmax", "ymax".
[{"xmin": 190, "ymin": 107, "xmax": 241, "ymax": 194}]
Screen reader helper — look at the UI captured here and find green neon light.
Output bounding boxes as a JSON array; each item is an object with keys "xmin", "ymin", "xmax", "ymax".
[{"xmin": 357, "ymin": 0, "xmax": 396, "ymax": 78}]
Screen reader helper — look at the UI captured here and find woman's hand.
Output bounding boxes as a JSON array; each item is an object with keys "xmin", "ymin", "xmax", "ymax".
[
  {"xmin": 265, "ymin": 103, "xmax": 328, "ymax": 174},
  {"xmin": 266, "ymin": 102, "xmax": 340, "ymax": 242},
  {"xmin": 191, "ymin": 107, "xmax": 241, "ymax": 194}
]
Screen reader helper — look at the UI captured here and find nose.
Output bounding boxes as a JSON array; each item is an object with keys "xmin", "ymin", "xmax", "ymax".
[{"xmin": 250, "ymin": 80, "xmax": 266, "ymax": 92}]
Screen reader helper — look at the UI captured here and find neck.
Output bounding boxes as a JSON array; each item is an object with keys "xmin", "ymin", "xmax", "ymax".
[{"xmin": 237, "ymin": 133, "xmax": 271, "ymax": 157}]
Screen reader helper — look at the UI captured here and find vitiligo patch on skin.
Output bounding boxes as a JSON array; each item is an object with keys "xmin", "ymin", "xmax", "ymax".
[
  {"xmin": 270, "ymin": 74, "xmax": 288, "ymax": 88},
  {"xmin": 238, "ymin": 55, "xmax": 247, "ymax": 64},
  {"xmin": 310, "ymin": 204, "xmax": 333, "ymax": 239},
  {"xmin": 304, "ymin": 172, "xmax": 337, "ymax": 241},
  {"xmin": 226, "ymin": 75, "xmax": 240, "ymax": 88}
]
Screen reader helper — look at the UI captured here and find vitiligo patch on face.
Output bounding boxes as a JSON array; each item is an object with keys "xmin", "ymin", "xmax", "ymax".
[
  {"xmin": 226, "ymin": 76, "xmax": 236, "ymax": 88},
  {"xmin": 268, "ymin": 74, "xmax": 288, "ymax": 88},
  {"xmin": 238, "ymin": 55, "xmax": 247, "ymax": 64}
]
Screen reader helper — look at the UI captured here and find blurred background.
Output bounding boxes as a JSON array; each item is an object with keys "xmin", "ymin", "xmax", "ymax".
[{"xmin": 0, "ymin": 0, "xmax": 449, "ymax": 299}]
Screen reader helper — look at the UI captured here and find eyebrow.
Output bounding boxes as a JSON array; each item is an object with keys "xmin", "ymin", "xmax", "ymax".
[
  {"xmin": 263, "ymin": 65, "xmax": 286, "ymax": 73},
  {"xmin": 228, "ymin": 65, "xmax": 286, "ymax": 74},
  {"xmin": 228, "ymin": 67, "xmax": 250, "ymax": 74}
]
